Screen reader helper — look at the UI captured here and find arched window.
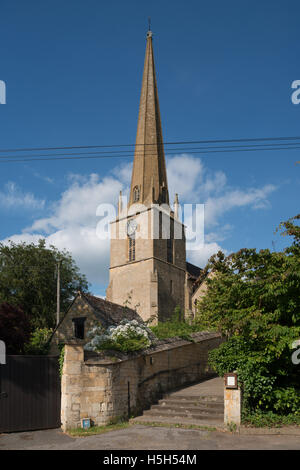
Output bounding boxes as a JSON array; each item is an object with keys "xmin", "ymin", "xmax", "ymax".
[
  {"xmin": 133, "ymin": 186, "xmax": 140, "ymax": 202},
  {"xmin": 128, "ymin": 235, "xmax": 136, "ymax": 261},
  {"xmin": 161, "ymin": 187, "xmax": 167, "ymax": 203}
]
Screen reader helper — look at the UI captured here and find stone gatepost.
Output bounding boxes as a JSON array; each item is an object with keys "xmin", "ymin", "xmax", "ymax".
[
  {"xmin": 224, "ymin": 373, "xmax": 241, "ymax": 427},
  {"xmin": 61, "ymin": 344, "xmax": 84, "ymax": 431}
]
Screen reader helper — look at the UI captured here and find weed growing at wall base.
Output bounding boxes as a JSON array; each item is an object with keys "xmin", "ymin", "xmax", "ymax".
[{"xmin": 242, "ymin": 410, "xmax": 300, "ymax": 428}]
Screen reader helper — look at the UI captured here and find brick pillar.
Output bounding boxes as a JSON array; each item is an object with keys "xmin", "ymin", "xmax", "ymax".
[{"xmin": 61, "ymin": 344, "xmax": 84, "ymax": 431}]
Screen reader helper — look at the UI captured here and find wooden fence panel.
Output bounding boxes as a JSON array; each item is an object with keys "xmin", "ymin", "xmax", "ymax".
[{"xmin": 0, "ymin": 356, "xmax": 61, "ymax": 433}]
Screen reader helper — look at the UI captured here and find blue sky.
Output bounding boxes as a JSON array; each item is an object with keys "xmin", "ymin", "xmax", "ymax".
[{"xmin": 0, "ymin": 0, "xmax": 299, "ymax": 296}]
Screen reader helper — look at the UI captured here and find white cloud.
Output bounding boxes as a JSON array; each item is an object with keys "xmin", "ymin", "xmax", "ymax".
[
  {"xmin": 167, "ymin": 154, "xmax": 205, "ymax": 202},
  {"xmin": 33, "ymin": 172, "xmax": 54, "ymax": 185},
  {"xmin": 203, "ymin": 184, "xmax": 276, "ymax": 228},
  {"xmin": 187, "ymin": 241, "xmax": 225, "ymax": 267},
  {"xmin": 111, "ymin": 161, "xmax": 133, "ymax": 187},
  {"xmin": 1, "ymin": 155, "xmax": 278, "ymax": 290},
  {"xmin": 27, "ymin": 174, "xmax": 122, "ymax": 234},
  {"xmin": 0, "ymin": 182, "xmax": 45, "ymax": 211}
]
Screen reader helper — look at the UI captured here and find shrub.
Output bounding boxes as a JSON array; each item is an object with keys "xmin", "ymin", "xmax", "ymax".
[
  {"xmin": 24, "ymin": 328, "xmax": 53, "ymax": 355},
  {"xmin": 84, "ymin": 319, "xmax": 154, "ymax": 353},
  {"xmin": 197, "ymin": 214, "xmax": 300, "ymax": 416},
  {"xmin": 150, "ymin": 308, "xmax": 203, "ymax": 340},
  {"xmin": 242, "ymin": 410, "xmax": 300, "ymax": 427}
]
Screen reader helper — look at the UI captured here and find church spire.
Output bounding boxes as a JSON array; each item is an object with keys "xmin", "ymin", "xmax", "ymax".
[{"xmin": 129, "ymin": 29, "xmax": 169, "ymax": 207}]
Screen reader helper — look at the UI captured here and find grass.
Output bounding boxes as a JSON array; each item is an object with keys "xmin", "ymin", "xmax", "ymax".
[
  {"xmin": 67, "ymin": 420, "xmax": 130, "ymax": 437},
  {"xmin": 66, "ymin": 419, "xmax": 217, "ymax": 437}
]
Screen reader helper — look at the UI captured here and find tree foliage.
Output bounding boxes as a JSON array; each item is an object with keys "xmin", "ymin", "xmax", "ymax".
[
  {"xmin": 24, "ymin": 328, "xmax": 53, "ymax": 355},
  {"xmin": 195, "ymin": 214, "xmax": 300, "ymax": 415},
  {"xmin": 150, "ymin": 307, "xmax": 203, "ymax": 341},
  {"xmin": 0, "ymin": 302, "xmax": 31, "ymax": 354},
  {"xmin": 0, "ymin": 240, "xmax": 89, "ymax": 330}
]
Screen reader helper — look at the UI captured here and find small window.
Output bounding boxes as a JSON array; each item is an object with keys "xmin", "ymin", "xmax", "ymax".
[
  {"xmin": 133, "ymin": 186, "xmax": 140, "ymax": 202},
  {"xmin": 72, "ymin": 317, "xmax": 86, "ymax": 339}
]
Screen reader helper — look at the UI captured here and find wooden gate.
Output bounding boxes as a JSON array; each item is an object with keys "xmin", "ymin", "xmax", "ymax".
[{"xmin": 0, "ymin": 356, "xmax": 61, "ymax": 433}]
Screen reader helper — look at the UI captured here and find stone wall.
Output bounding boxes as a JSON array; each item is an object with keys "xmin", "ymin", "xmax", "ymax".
[{"xmin": 61, "ymin": 331, "xmax": 223, "ymax": 430}]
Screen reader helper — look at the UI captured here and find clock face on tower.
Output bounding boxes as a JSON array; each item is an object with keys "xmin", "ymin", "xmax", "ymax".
[{"xmin": 127, "ymin": 219, "xmax": 138, "ymax": 238}]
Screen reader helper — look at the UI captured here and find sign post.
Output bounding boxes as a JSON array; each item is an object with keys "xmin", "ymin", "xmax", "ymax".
[{"xmin": 224, "ymin": 372, "xmax": 241, "ymax": 427}]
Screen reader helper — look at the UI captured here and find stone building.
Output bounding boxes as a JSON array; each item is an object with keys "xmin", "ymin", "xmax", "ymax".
[
  {"xmin": 49, "ymin": 291, "xmax": 143, "ymax": 355},
  {"xmin": 106, "ymin": 30, "xmax": 203, "ymax": 322},
  {"xmin": 51, "ymin": 30, "xmax": 208, "ymax": 345}
]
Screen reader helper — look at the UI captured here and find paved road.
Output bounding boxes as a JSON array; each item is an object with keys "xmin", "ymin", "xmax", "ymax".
[{"xmin": 0, "ymin": 425, "xmax": 300, "ymax": 450}]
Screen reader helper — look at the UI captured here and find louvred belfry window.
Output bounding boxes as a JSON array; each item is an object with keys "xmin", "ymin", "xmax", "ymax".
[{"xmin": 129, "ymin": 235, "xmax": 136, "ymax": 261}]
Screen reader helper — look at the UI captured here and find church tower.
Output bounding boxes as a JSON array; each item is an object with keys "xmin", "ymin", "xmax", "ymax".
[{"xmin": 106, "ymin": 30, "xmax": 186, "ymax": 322}]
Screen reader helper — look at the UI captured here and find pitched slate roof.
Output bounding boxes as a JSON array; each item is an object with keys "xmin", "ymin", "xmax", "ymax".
[
  {"xmin": 186, "ymin": 261, "xmax": 202, "ymax": 280},
  {"xmin": 80, "ymin": 292, "xmax": 143, "ymax": 328}
]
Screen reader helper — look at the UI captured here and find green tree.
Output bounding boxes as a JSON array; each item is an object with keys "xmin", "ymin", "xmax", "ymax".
[
  {"xmin": 0, "ymin": 302, "xmax": 31, "ymax": 354},
  {"xmin": 24, "ymin": 328, "xmax": 53, "ymax": 355},
  {"xmin": 0, "ymin": 239, "xmax": 89, "ymax": 330},
  {"xmin": 195, "ymin": 215, "xmax": 300, "ymax": 415}
]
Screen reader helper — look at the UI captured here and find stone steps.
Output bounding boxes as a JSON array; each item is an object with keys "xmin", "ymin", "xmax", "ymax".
[
  {"xmin": 164, "ymin": 394, "xmax": 223, "ymax": 403},
  {"xmin": 143, "ymin": 409, "xmax": 223, "ymax": 421},
  {"xmin": 158, "ymin": 398, "xmax": 224, "ymax": 410},
  {"xmin": 153, "ymin": 404, "xmax": 223, "ymax": 415},
  {"xmin": 132, "ymin": 414, "xmax": 224, "ymax": 428},
  {"xmin": 131, "ymin": 380, "xmax": 225, "ymax": 428}
]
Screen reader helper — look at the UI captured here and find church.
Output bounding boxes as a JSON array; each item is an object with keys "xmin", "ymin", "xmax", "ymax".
[
  {"xmin": 50, "ymin": 30, "xmax": 207, "ymax": 352},
  {"xmin": 105, "ymin": 29, "xmax": 203, "ymax": 323}
]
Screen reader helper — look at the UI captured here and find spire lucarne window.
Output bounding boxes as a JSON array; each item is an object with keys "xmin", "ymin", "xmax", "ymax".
[{"xmin": 133, "ymin": 186, "xmax": 140, "ymax": 202}]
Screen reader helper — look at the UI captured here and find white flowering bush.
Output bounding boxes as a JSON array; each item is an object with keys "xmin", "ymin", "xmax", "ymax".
[{"xmin": 84, "ymin": 318, "xmax": 154, "ymax": 353}]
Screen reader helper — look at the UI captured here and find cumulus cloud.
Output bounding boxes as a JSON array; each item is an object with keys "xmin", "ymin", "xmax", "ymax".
[
  {"xmin": 187, "ymin": 241, "xmax": 225, "ymax": 267},
  {"xmin": 167, "ymin": 154, "xmax": 205, "ymax": 201},
  {"xmin": 1, "ymin": 155, "xmax": 278, "ymax": 293},
  {"xmin": 27, "ymin": 174, "xmax": 122, "ymax": 234},
  {"xmin": 0, "ymin": 182, "xmax": 45, "ymax": 211},
  {"xmin": 203, "ymin": 184, "xmax": 276, "ymax": 228}
]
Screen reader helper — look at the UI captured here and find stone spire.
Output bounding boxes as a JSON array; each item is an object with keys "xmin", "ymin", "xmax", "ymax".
[{"xmin": 129, "ymin": 30, "xmax": 169, "ymax": 207}]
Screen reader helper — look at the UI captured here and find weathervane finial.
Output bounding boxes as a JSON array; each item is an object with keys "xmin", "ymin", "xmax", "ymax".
[{"xmin": 147, "ymin": 17, "xmax": 153, "ymax": 38}]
